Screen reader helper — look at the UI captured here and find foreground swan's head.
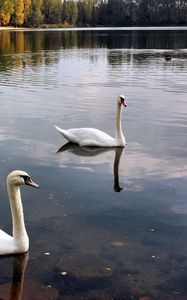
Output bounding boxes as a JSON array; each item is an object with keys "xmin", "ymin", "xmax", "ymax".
[
  {"xmin": 117, "ymin": 95, "xmax": 127, "ymax": 107},
  {"xmin": 7, "ymin": 170, "xmax": 39, "ymax": 188}
]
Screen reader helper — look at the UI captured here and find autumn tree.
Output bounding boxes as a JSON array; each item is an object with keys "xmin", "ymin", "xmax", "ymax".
[
  {"xmin": 24, "ymin": 0, "xmax": 31, "ymax": 24},
  {"xmin": 13, "ymin": 0, "xmax": 24, "ymax": 26},
  {"xmin": 0, "ymin": 0, "xmax": 187, "ymax": 28},
  {"xmin": 0, "ymin": 0, "xmax": 14, "ymax": 25}
]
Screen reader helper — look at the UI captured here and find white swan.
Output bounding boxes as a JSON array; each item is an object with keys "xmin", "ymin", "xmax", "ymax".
[
  {"xmin": 0, "ymin": 170, "xmax": 39, "ymax": 255},
  {"xmin": 55, "ymin": 95, "xmax": 127, "ymax": 147}
]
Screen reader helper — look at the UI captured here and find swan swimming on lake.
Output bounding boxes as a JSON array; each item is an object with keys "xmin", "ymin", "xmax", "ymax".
[
  {"xmin": 55, "ymin": 95, "xmax": 127, "ymax": 147},
  {"xmin": 0, "ymin": 170, "xmax": 39, "ymax": 255}
]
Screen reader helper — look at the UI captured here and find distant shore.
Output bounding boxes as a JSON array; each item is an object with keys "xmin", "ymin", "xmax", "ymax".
[
  {"xmin": 0, "ymin": 26, "xmax": 30, "ymax": 31},
  {"xmin": 0, "ymin": 25, "xmax": 187, "ymax": 32}
]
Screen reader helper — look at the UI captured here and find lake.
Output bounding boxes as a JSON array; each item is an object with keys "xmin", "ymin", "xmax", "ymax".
[{"xmin": 0, "ymin": 28, "xmax": 187, "ymax": 299}]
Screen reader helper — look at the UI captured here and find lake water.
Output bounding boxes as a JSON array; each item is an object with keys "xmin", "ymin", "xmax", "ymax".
[{"xmin": 0, "ymin": 28, "xmax": 187, "ymax": 299}]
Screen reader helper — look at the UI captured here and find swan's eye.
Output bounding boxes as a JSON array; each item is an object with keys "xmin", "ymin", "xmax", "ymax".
[
  {"xmin": 20, "ymin": 175, "xmax": 30, "ymax": 183},
  {"xmin": 20, "ymin": 175, "xmax": 39, "ymax": 188},
  {"xmin": 120, "ymin": 97, "xmax": 127, "ymax": 107}
]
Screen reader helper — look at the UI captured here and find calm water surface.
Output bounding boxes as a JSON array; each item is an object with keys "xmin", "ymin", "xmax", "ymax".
[{"xmin": 0, "ymin": 28, "xmax": 187, "ymax": 299}]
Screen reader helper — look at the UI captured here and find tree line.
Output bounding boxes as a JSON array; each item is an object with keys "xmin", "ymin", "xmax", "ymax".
[{"xmin": 0, "ymin": 0, "xmax": 186, "ymax": 27}]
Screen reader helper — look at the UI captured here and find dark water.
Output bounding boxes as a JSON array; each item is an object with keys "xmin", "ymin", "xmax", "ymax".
[{"xmin": 0, "ymin": 28, "xmax": 187, "ymax": 299}]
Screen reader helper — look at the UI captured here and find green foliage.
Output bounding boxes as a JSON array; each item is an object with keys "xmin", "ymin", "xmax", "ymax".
[
  {"xmin": 77, "ymin": 0, "xmax": 94, "ymax": 25},
  {"xmin": 62, "ymin": 0, "xmax": 78, "ymax": 25},
  {"xmin": 43, "ymin": 0, "xmax": 62, "ymax": 24},
  {"xmin": 28, "ymin": 0, "xmax": 43, "ymax": 26},
  {"xmin": 23, "ymin": 0, "xmax": 31, "ymax": 24},
  {"xmin": 0, "ymin": 0, "xmax": 186, "ymax": 27},
  {"xmin": 69, "ymin": 0, "xmax": 78, "ymax": 25}
]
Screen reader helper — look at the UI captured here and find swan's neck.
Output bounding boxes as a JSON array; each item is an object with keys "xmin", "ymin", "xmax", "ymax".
[
  {"xmin": 115, "ymin": 103, "xmax": 125, "ymax": 145},
  {"xmin": 7, "ymin": 184, "xmax": 28, "ymax": 244}
]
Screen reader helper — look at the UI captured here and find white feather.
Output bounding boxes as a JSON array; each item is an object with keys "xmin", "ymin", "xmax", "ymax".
[
  {"xmin": 55, "ymin": 95, "xmax": 127, "ymax": 147},
  {"xmin": 0, "ymin": 170, "xmax": 38, "ymax": 255}
]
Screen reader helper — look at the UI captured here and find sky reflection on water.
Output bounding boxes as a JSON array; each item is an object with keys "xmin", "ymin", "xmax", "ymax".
[{"xmin": 0, "ymin": 29, "xmax": 187, "ymax": 299}]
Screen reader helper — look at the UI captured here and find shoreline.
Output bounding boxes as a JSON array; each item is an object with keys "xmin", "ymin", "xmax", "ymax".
[
  {"xmin": 0, "ymin": 26, "xmax": 30, "ymax": 31},
  {"xmin": 0, "ymin": 25, "xmax": 187, "ymax": 32}
]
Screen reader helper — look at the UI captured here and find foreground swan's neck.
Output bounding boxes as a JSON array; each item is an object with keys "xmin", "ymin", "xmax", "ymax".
[
  {"xmin": 115, "ymin": 103, "xmax": 125, "ymax": 145},
  {"xmin": 7, "ymin": 184, "xmax": 27, "ymax": 241}
]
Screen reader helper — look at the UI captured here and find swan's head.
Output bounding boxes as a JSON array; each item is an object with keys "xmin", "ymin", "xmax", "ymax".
[
  {"xmin": 7, "ymin": 170, "xmax": 39, "ymax": 188},
  {"xmin": 117, "ymin": 95, "xmax": 127, "ymax": 107}
]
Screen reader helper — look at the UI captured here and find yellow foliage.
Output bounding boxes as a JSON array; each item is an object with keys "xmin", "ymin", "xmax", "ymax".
[{"xmin": 0, "ymin": 12, "xmax": 11, "ymax": 26}]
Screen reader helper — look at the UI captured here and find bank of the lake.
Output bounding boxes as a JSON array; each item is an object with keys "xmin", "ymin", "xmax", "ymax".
[{"xmin": 1, "ymin": 26, "xmax": 187, "ymax": 31}]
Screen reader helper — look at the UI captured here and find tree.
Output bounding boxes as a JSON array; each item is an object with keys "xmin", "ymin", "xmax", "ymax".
[
  {"xmin": 137, "ymin": 0, "xmax": 150, "ymax": 25},
  {"xmin": 0, "ymin": 0, "xmax": 14, "ymax": 25},
  {"xmin": 43, "ymin": 0, "xmax": 62, "ymax": 24},
  {"xmin": 0, "ymin": 0, "xmax": 187, "ymax": 28},
  {"xmin": 85, "ymin": 0, "xmax": 94, "ymax": 24},
  {"xmin": 62, "ymin": 0, "xmax": 68, "ymax": 23},
  {"xmin": 97, "ymin": 1, "xmax": 108, "ymax": 25},
  {"xmin": 106, "ymin": 0, "xmax": 125, "ymax": 25},
  {"xmin": 28, "ymin": 0, "xmax": 43, "ymax": 26},
  {"xmin": 14, "ymin": 0, "xmax": 24, "ymax": 26},
  {"xmin": 62, "ymin": 0, "xmax": 78, "ymax": 25},
  {"xmin": 122, "ymin": 0, "xmax": 138, "ymax": 25},
  {"xmin": 69, "ymin": 0, "xmax": 78, "ymax": 25},
  {"xmin": 24, "ymin": 0, "xmax": 31, "ymax": 24},
  {"xmin": 77, "ymin": 0, "xmax": 94, "ymax": 25},
  {"xmin": 176, "ymin": 0, "xmax": 187, "ymax": 24}
]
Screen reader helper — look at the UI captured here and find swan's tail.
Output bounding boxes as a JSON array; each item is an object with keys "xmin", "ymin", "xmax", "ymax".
[
  {"xmin": 55, "ymin": 125, "xmax": 64, "ymax": 133},
  {"xmin": 54, "ymin": 125, "xmax": 75, "ymax": 143},
  {"xmin": 54, "ymin": 125, "xmax": 68, "ymax": 137}
]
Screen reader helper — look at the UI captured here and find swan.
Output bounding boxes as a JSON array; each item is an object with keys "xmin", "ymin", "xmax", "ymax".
[
  {"xmin": 0, "ymin": 170, "xmax": 39, "ymax": 255},
  {"xmin": 55, "ymin": 95, "xmax": 127, "ymax": 147}
]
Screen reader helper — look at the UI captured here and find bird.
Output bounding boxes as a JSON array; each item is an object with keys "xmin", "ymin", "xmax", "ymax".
[
  {"xmin": 0, "ymin": 170, "xmax": 39, "ymax": 255},
  {"xmin": 164, "ymin": 54, "xmax": 172, "ymax": 61},
  {"xmin": 55, "ymin": 95, "xmax": 127, "ymax": 147}
]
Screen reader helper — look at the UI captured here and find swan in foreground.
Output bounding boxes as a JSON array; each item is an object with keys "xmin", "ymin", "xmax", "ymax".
[
  {"xmin": 55, "ymin": 95, "xmax": 127, "ymax": 147},
  {"xmin": 0, "ymin": 170, "xmax": 39, "ymax": 255}
]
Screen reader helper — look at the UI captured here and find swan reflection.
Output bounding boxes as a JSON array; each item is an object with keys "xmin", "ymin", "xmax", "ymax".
[
  {"xmin": 0, "ymin": 252, "xmax": 29, "ymax": 300},
  {"xmin": 57, "ymin": 143, "xmax": 124, "ymax": 192}
]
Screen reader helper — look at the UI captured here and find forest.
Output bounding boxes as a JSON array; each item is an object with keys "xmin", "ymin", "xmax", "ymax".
[{"xmin": 0, "ymin": 0, "xmax": 186, "ymax": 27}]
